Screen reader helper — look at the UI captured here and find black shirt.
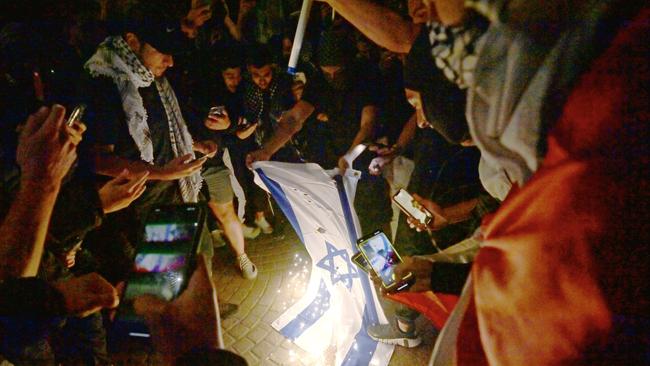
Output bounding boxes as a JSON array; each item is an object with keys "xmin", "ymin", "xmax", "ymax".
[
  {"xmin": 301, "ymin": 60, "xmax": 381, "ymax": 155},
  {"xmin": 80, "ymin": 74, "xmax": 176, "ymax": 167}
]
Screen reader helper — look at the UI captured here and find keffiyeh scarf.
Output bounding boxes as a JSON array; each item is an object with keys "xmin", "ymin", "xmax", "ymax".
[
  {"xmin": 85, "ymin": 36, "xmax": 201, "ymax": 203},
  {"xmin": 427, "ymin": 18, "xmax": 488, "ymax": 89}
]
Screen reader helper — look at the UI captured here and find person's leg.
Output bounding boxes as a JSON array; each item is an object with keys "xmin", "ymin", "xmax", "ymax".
[
  {"xmin": 203, "ymin": 166, "xmax": 257, "ymax": 279},
  {"xmin": 208, "ymin": 200, "xmax": 245, "ymax": 256}
]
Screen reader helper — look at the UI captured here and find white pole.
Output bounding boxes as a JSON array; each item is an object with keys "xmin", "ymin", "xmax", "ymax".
[{"xmin": 287, "ymin": 0, "xmax": 313, "ymax": 75}]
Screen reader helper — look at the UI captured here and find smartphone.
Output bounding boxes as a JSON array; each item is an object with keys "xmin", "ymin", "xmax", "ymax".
[
  {"xmin": 357, "ymin": 230, "xmax": 413, "ymax": 292},
  {"xmin": 66, "ymin": 104, "xmax": 86, "ymax": 126},
  {"xmin": 113, "ymin": 204, "xmax": 207, "ymax": 339},
  {"xmin": 351, "ymin": 252, "xmax": 372, "ymax": 274},
  {"xmin": 393, "ymin": 189, "xmax": 444, "ymax": 226}
]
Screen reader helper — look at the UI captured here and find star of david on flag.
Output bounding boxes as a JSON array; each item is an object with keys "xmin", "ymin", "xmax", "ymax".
[{"xmin": 252, "ymin": 161, "xmax": 394, "ymax": 366}]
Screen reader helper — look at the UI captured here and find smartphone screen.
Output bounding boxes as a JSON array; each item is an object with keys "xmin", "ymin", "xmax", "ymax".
[
  {"xmin": 357, "ymin": 231, "xmax": 402, "ymax": 288},
  {"xmin": 115, "ymin": 205, "xmax": 205, "ymax": 338},
  {"xmin": 393, "ymin": 189, "xmax": 432, "ymax": 226}
]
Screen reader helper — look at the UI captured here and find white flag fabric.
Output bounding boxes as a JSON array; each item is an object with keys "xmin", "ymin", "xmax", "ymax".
[{"xmin": 252, "ymin": 161, "xmax": 394, "ymax": 366}]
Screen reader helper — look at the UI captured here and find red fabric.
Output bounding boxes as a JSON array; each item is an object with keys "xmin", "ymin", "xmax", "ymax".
[
  {"xmin": 387, "ymin": 291, "xmax": 459, "ymax": 329},
  {"xmin": 459, "ymin": 8, "xmax": 649, "ymax": 365}
]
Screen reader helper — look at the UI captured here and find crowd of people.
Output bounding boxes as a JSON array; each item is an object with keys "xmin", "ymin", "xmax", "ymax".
[{"xmin": 0, "ymin": 0, "xmax": 647, "ymax": 365}]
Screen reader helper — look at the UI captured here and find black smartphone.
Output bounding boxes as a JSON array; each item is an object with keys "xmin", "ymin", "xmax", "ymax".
[
  {"xmin": 113, "ymin": 204, "xmax": 207, "ymax": 339},
  {"xmin": 66, "ymin": 104, "xmax": 86, "ymax": 126},
  {"xmin": 357, "ymin": 230, "xmax": 413, "ymax": 292}
]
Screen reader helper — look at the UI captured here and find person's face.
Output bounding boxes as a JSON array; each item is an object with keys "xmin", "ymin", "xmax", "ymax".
[
  {"xmin": 282, "ymin": 37, "xmax": 293, "ymax": 58},
  {"xmin": 405, "ymin": 88, "xmax": 431, "ymax": 128},
  {"xmin": 248, "ymin": 64, "xmax": 273, "ymax": 90},
  {"xmin": 408, "ymin": 0, "xmax": 429, "ymax": 24},
  {"xmin": 222, "ymin": 67, "xmax": 242, "ymax": 93},
  {"xmin": 125, "ymin": 33, "xmax": 174, "ymax": 77},
  {"xmin": 320, "ymin": 65, "xmax": 344, "ymax": 81}
]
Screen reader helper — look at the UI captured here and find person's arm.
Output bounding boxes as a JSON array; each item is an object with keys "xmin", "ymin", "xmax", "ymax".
[
  {"xmin": 349, "ymin": 105, "xmax": 378, "ymax": 149},
  {"xmin": 246, "ymin": 100, "xmax": 315, "ymax": 166},
  {"xmin": 394, "ymin": 112, "xmax": 418, "ymax": 152},
  {"xmin": 0, "ymin": 106, "xmax": 81, "ymax": 280},
  {"xmin": 94, "ymin": 147, "xmax": 206, "ymax": 181},
  {"xmin": 323, "ymin": 0, "xmax": 420, "ymax": 53}
]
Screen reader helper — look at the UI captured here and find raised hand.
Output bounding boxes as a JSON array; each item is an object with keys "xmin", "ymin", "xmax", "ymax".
[
  {"xmin": 99, "ymin": 169, "xmax": 149, "ymax": 213},
  {"xmin": 159, "ymin": 154, "xmax": 207, "ymax": 180},
  {"xmin": 17, "ymin": 105, "xmax": 84, "ymax": 185}
]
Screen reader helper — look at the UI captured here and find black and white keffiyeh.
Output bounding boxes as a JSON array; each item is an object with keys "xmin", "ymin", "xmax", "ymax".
[
  {"xmin": 427, "ymin": 19, "xmax": 487, "ymax": 89},
  {"xmin": 85, "ymin": 36, "xmax": 202, "ymax": 203}
]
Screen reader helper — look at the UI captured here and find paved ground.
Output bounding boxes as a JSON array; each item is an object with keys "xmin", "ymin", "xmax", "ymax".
[{"xmin": 214, "ymin": 223, "xmax": 437, "ymax": 366}]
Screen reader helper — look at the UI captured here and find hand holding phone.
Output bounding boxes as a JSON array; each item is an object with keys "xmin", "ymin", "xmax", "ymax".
[
  {"xmin": 114, "ymin": 204, "xmax": 207, "ymax": 339},
  {"xmin": 393, "ymin": 189, "xmax": 447, "ymax": 230},
  {"xmin": 357, "ymin": 230, "xmax": 413, "ymax": 292}
]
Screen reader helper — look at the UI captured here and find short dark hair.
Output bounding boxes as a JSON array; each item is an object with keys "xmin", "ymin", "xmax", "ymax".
[
  {"xmin": 245, "ymin": 44, "xmax": 275, "ymax": 69},
  {"xmin": 215, "ymin": 43, "xmax": 245, "ymax": 72}
]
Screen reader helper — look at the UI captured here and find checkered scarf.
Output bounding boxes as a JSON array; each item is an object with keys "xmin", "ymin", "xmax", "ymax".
[
  {"xmin": 427, "ymin": 19, "xmax": 487, "ymax": 89},
  {"xmin": 85, "ymin": 36, "xmax": 201, "ymax": 202}
]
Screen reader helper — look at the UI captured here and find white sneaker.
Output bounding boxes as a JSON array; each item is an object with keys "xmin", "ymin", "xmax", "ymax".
[
  {"xmin": 241, "ymin": 223, "xmax": 261, "ymax": 239},
  {"xmin": 255, "ymin": 216, "xmax": 273, "ymax": 234},
  {"xmin": 237, "ymin": 253, "xmax": 258, "ymax": 279}
]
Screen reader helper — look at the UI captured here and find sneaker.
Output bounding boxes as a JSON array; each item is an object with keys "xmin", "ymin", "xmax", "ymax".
[
  {"xmin": 211, "ymin": 229, "xmax": 226, "ymax": 248},
  {"xmin": 237, "ymin": 253, "xmax": 258, "ymax": 279},
  {"xmin": 367, "ymin": 323, "xmax": 422, "ymax": 348},
  {"xmin": 254, "ymin": 216, "xmax": 273, "ymax": 234},
  {"xmin": 241, "ymin": 223, "xmax": 261, "ymax": 239}
]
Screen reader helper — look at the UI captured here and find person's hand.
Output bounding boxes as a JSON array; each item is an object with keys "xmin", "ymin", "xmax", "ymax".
[
  {"xmin": 235, "ymin": 119, "xmax": 258, "ymax": 140},
  {"xmin": 16, "ymin": 105, "xmax": 84, "ymax": 186},
  {"xmin": 53, "ymin": 272, "xmax": 119, "ymax": 317},
  {"xmin": 246, "ymin": 148, "xmax": 272, "ymax": 168},
  {"xmin": 188, "ymin": 1, "xmax": 213, "ymax": 28},
  {"xmin": 337, "ymin": 156, "xmax": 350, "ymax": 175},
  {"xmin": 193, "ymin": 140, "xmax": 218, "ymax": 158},
  {"xmin": 368, "ymin": 144, "xmax": 402, "ymax": 175},
  {"xmin": 407, "ymin": 193, "xmax": 448, "ymax": 232},
  {"xmin": 58, "ymin": 242, "xmax": 83, "ymax": 269},
  {"xmin": 134, "ymin": 255, "xmax": 222, "ymax": 365},
  {"xmin": 204, "ymin": 111, "xmax": 231, "ymax": 131},
  {"xmin": 393, "ymin": 256, "xmax": 433, "ymax": 293},
  {"xmin": 99, "ymin": 169, "xmax": 149, "ymax": 213},
  {"xmin": 159, "ymin": 154, "xmax": 207, "ymax": 180}
]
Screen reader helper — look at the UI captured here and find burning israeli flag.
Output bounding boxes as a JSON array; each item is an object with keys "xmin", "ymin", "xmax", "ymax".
[{"xmin": 253, "ymin": 161, "xmax": 394, "ymax": 366}]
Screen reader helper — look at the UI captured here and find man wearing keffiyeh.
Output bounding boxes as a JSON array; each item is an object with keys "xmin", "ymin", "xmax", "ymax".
[{"xmin": 80, "ymin": 2, "xmax": 217, "ymax": 215}]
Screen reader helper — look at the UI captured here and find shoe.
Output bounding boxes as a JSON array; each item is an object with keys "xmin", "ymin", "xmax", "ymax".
[
  {"xmin": 241, "ymin": 223, "xmax": 261, "ymax": 239},
  {"xmin": 367, "ymin": 323, "xmax": 422, "ymax": 348},
  {"xmin": 219, "ymin": 303, "xmax": 239, "ymax": 319},
  {"xmin": 254, "ymin": 216, "xmax": 273, "ymax": 234},
  {"xmin": 237, "ymin": 253, "xmax": 258, "ymax": 279},
  {"xmin": 211, "ymin": 229, "xmax": 226, "ymax": 248}
]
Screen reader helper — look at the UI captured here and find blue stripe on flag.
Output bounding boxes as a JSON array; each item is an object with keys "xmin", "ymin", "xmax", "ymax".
[
  {"xmin": 255, "ymin": 168, "xmax": 304, "ymax": 243},
  {"xmin": 334, "ymin": 176, "xmax": 380, "ymax": 364},
  {"xmin": 280, "ymin": 279, "xmax": 331, "ymax": 340},
  {"xmin": 256, "ymin": 168, "xmax": 330, "ymax": 340}
]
